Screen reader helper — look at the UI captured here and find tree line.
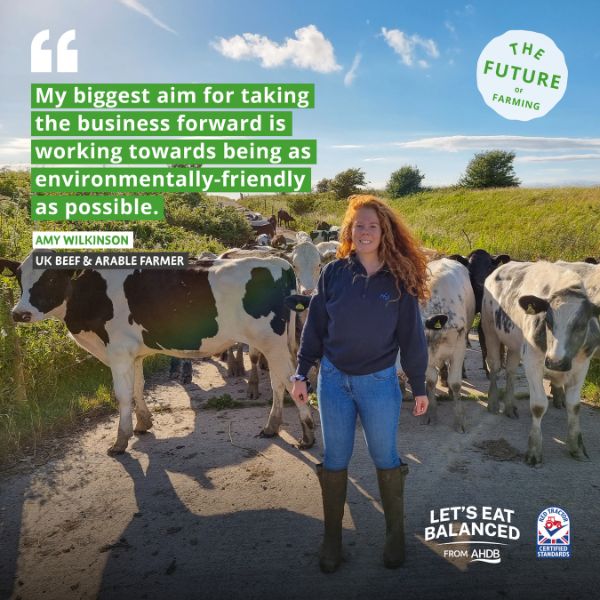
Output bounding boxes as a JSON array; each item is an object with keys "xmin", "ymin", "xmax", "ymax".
[{"xmin": 315, "ymin": 150, "xmax": 520, "ymax": 199}]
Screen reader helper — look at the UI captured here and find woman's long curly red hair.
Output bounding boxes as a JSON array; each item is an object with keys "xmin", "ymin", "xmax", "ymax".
[{"xmin": 337, "ymin": 195, "xmax": 429, "ymax": 300}]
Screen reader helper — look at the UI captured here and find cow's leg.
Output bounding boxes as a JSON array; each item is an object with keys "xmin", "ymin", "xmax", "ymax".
[
  {"xmin": 260, "ymin": 346, "xmax": 315, "ymax": 449},
  {"xmin": 478, "ymin": 321, "xmax": 489, "ymax": 376},
  {"xmin": 258, "ymin": 352, "xmax": 269, "ymax": 371},
  {"xmin": 133, "ymin": 356, "xmax": 153, "ymax": 434},
  {"xmin": 483, "ymin": 328, "xmax": 502, "ymax": 414},
  {"xmin": 181, "ymin": 359, "xmax": 192, "ymax": 384},
  {"xmin": 227, "ymin": 344, "xmax": 245, "ymax": 377},
  {"xmin": 502, "ymin": 348, "xmax": 521, "ymax": 419},
  {"xmin": 422, "ymin": 364, "xmax": 438, "ymax": 425},
  {"xmin": 448, "ymin": 348, "xmax": 466, "ymax": 433},
  {"xmin": 247, "ymin": 346, "xmax": 260, "ymax": 399},
  {"xmin": 108, "ymin": 356, "xmax": 135, "ymax": 455},
  {"xmin": 565, "ymin": 370, "xmax": 589, "ymax": 460},
  {"xmin": 523, "ymin": 354, "xmax": 547, "ymax": 466},
  {"xmin": 169, "ymin": 357, "xmax": 181, "ymax": 379},
  {"xmin": 235, "ymin": 343, "xmax": 246, "ymax": 375},
  {"xmin": 550, "ymin": 383, "xmax": 565, "ymax": 409},
  {"xmin": 439, "ymin": 363, "xmax": 449, "ymax": 388}
]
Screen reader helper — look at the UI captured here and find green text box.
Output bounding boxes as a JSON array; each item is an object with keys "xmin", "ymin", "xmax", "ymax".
[
  {"xmin": 31, "ymin": 195, "xmax": 164, "ymax": 221},
  {"xmin": 31, "ymin": 168, "xmax": 311, "ymax": 193},
  {"xmin": 31, "ymin": 83, "xmax": 314, "ymax": 109},
  {"xmin": 31, "ymin": 139, "xmax": 317, "ymax": 165},
  {"xmin": 31, "ymin": 111, "xmax": 292, "ymax": 137}
]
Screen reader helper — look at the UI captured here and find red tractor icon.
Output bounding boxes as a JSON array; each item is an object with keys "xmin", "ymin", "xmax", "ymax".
[{"xmin": 545, "ymin": 516, "xmax": 562, "ymax": 530}]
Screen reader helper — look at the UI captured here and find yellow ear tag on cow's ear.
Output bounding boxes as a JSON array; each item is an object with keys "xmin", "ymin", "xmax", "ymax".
[
  {"xmin": 295, "ymin": 303, "xmax": 306, "ymax": 311},
  {"xmin": 526, "ymin": 304, "xmax": 536, "ymax": 315},
  {"xmin": 434, "ymin": 321, "xmax": 442, "ymax": 329}
]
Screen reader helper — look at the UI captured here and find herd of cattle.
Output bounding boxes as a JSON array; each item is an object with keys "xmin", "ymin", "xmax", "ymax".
[{"xmin": 0, "ymin": 223, "xmax": 598, "ymax": 466}]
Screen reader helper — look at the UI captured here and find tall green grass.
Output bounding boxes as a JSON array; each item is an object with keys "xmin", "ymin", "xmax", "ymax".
[{"xmin": 243, "ymin": 187, "xmax": 600, "ymax": 260}]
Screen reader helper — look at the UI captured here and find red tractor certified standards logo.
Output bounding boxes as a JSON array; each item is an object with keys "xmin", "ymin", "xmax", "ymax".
[{"xmin": 537, "ymin": 507, "xmax": 571, "ymax": 559}]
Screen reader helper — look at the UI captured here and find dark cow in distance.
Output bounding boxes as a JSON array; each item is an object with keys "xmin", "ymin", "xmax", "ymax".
[
  {"xmin": 448, "ymin": 249, "xmax": 510, "ymax": 373},
  {"xmin": 253, "ymin": 222, "xmax": 275, "ymax": 238},
  {"xmin": 1, "ymin": 253, "xmax": 315, "ymax": 454},
  {"xmin": 277, "ymin": 209, "xmax": 295, "ymax": 227}
]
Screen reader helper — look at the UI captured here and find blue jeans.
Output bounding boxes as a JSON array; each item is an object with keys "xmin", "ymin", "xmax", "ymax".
[{"xmin": 318, "ymin": 355, "xmax": 403, "ymax": 471}]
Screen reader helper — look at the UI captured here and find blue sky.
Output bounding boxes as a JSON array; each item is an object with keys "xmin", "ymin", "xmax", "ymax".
[{"xmin": 1, "ymin": 0, "xmax": 600, "ymax": 187}]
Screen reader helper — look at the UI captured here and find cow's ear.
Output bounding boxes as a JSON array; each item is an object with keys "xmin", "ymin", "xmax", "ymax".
[
  {"xmin": 425, "ymin": 314, "xmax": 448, "ymax": 330},
  {"xmin": 447, "ymin": 254, "xmax": 469, "ymax": 268},
  {"xmin": 0, "ymin": 259, "xmax": 20, "ymax": 277},
  {"xmin": 493, "ymin": 254, "xmax": 511, "ymax": 266},
  {"xmin": 519, "ymin": 295, "xmax": 549, "ymax": 315},
  {"xmin": 284, "ymin": 294, "xmax": 310, "ymax": 313}
]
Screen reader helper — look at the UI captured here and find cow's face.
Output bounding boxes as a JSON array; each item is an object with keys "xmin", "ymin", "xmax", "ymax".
[
  {"xmin": 519, "ymin": 291, "xmax": 598, "ymax": 371},
  {"xmin": 10, "ymin": 252, "xmax": 71, "ymax": 323},
  {"xmin": 290, "ymin": 242, "xmax": 321, "ymax": 296}
]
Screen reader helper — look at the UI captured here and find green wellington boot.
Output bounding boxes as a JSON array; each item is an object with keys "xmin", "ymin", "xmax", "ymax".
[
  {"xmin": 376, "ymin": 464, "xmax": 409, "ymax": 568},
  {"xmin": 316, "ymin": 463, "xmax": 347, "ymax": 573}
]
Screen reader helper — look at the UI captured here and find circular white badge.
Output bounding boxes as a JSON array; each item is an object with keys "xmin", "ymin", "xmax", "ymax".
[{"xmin": 477, "ymin": 30, "xmax": 568, "ymax": 121}]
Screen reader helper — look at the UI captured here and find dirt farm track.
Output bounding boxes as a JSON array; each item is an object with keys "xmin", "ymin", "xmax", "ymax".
[{"xmin": 1, "ymin": 336, "xmax": 599, "ymax": 600}]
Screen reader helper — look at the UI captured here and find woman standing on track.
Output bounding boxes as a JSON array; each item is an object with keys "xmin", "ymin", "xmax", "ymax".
[{"xmin": 291, "ymin": 194, "xmax": 429, "ymax": 573}]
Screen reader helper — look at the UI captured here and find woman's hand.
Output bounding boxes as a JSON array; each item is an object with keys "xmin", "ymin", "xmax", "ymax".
[
  {"xmin": 292, "ymin": 380, "xmax": 309, "ymax": 404},
  {"xmin": 413, "ymin": 394, "xmax": 429, "ymax": 416}
]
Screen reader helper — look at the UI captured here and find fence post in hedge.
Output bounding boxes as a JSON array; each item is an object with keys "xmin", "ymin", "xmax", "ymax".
[{"xmin": 4, "ymin": 286, "xmax": 27, "ymax": 403}]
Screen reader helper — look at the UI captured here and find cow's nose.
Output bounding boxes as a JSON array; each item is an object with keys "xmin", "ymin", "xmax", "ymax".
[
  {"xmin": 12, "ymin": 310, "xmax": 31, "ymax": 323},
  {"xmin": 544, "ymin": 357, "xmax": 571, "ymax": 372},
  {"xmin": 301, "ymin": 289, "xmax": 314, "ymax": 296}
]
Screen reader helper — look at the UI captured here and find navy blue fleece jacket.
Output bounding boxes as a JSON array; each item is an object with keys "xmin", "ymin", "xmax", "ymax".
[{"xmin": 296, "ymin": 254, "xmax": 428, "ymax": 396}]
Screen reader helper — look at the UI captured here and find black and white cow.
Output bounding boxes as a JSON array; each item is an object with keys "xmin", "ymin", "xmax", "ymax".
[
  {"xmin": 420, "ymin": 259, "xmax": 476, "ymax": 432},
  {"xmin": 448, "ymin": 249, "xmax": 511, "ymax": 374},
  {"xmin": 217, "ymin": 240, "xmax": 322, "ymax": 396},
  {"xmin": 481, "ymin": 261, "xmax": 600, "ymax": 465},
  {"xmin": 1, "ymin": 252, "xmax": 315, "ymax": 454},
  {"xmin": 549, "ymin": 261, "xmax": 600, "ymax": 407}
]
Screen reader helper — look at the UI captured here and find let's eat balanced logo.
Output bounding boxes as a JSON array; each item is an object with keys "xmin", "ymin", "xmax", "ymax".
[{"xmin": 477, "ymin": 30, "xmax": 568, "ymax": 121}]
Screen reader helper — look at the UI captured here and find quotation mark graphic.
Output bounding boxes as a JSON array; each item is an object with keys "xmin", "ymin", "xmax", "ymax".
[{"xmin": 31, "ymin": 29, "xmax": 78, "ymax": 73}]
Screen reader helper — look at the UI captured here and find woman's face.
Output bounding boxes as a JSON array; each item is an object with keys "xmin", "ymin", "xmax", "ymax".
[{"xmin": 351, "ymin": 207, "xmax": 382, "ymax": 259}]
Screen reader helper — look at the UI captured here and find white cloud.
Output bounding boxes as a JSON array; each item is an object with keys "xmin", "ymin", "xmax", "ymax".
[
  {"xmin": 394, "ymin": 135, "xmax": 600, "ymax": 152},
  {"xmin": 344, "ymin": 53, "xmax": 362, "ymax": 86},
  {"xmin": 0, "ymin": 137, "xmax": 30, "ymax": 160},
  {"xmin": 444, "ymin": 21, "xmax": 456, "ymax": 35},
  {"xmin": 516, "ymin": 154, "xmax": 600, "ymax": 163},
  {"xmin": 212, "ymin": 25, "xmax": 341, "ymax": 73},
  {"xmin": 363, "ymin": 157, "xmax": 388, "ymax": 162},
  {"xmin": 118, "ymin": 0, "xmax": 176, "ymax": 34},
  {"xmin": 331, "ymin": 144, "xmax": 365, "ymax": 149},
  {"xmin": 381, "ymin": 28, "xmax": 439, "ymax": 68}
]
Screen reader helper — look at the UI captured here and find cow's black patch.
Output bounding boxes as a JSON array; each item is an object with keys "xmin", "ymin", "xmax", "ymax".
[
  {"xmin": 64, "ymin": 271, "xmax": 114, "ymax": 344},
  {"xmin": 564, "ymin": 300, "xmax": 595, "ymax": 359},
  {"xmin": 243, "ymin": 266, "xmax": 295, "ymax": 335},
  {"xmin": 494, "ymin": 306, "xmax": 514, "ymax": 334},
  {"xmin": 29, "ymin": 269, "xmax": 74, "ymax": 314},
  {"xmin": 124, "ymin": 267, "xmax": 218, "ymax": 350},
  {"xmin": 532, "ymin": 317, "xmax": 547, "ymax": 352}
]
